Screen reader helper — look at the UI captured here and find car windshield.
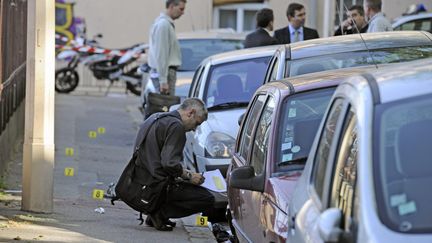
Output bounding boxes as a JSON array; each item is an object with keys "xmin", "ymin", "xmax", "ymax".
[
  {"xmin": 178, "ymin": 39, "xmax": 243, "ymax": 71},
  {"xmin": 204, "ymin": 56, "xmax": 271, "ymax": 109},
  {"xmin": 374, "ymin": 94, "xmax": 432, "ymax": 233},
  {"xmin": 275, "ymin": 88, "xmax": 335, "ymax": 172},
  {"xmin": 288, "ymin": 46, "xmax": 432, "ymax": 76}
]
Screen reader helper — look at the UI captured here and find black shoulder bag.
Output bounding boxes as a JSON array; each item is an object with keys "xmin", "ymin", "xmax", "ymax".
[{"xmin": 112, "ymin": 113, "xmax": 177, "ymax": 224}]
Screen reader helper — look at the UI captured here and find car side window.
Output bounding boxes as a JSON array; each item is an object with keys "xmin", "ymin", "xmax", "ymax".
[
  {"xmin": 239, "ymin": 95, "xmax": 266, "ymax": 161},
  {"xmin": 191, "ymin": 65, "xmax": 205, "ymax": 97},
  {"xmin": 330, "ymin": 110, "xmax": 358, "ymax": 235},
  {"xmin": 312, "ymin": 98, "xmax": 345, "ymax": 201},
  {"xmin": 250, "ymin": 96, "xmax": 275, "ymax": 175},
  {"xmin": 397, "ymin": 18, "xmax": 432, "ymax": 31},
  {"xmin": 269, "ymin": 57, "xmax": 280, "ymax": 82}
]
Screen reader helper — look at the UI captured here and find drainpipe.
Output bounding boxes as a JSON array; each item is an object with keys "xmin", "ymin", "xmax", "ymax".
[
  {"xmin": 323, "ymin": 0, "xmax": 333, "ymax": 37},
  {"xmin": 309, "ymin": 0, "xmax": 318, "ymax": 30}
]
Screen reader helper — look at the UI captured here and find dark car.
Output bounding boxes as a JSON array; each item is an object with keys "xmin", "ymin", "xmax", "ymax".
[
  {"xmin": 263, "ymin": 31, "xmax": 432, "ymax": 84},
  {"xmin": 226, "ymin": 66, "xmax": 378, "ymax": 242}
]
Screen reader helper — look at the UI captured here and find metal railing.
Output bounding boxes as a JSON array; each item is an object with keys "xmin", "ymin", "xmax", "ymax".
[{"xmin": 0, "ymin": 63, "xmax": 26, "ymax": 137}]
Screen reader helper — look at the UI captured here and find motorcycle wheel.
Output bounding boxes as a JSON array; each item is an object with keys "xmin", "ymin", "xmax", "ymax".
[
  {"xmin": 125, "ymin": 81, "xmax": 141, "ymax": 96},
  {"xmin": 55, "ymin": 68, "xmax": 79, "ymax": 93}
]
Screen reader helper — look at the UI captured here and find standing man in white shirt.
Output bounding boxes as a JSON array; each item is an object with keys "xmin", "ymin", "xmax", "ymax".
[
  {"xmin": 364, "ymin": 0, "xmax": 393, "ymax": 32},
  {"xmin": 147, "ymin": 0, "xmax": 185, "ymax": 96}
]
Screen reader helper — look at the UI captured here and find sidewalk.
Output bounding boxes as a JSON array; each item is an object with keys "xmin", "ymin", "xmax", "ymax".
[{"xmin": 0, "ymin": 89, "xmax": 216, "ymax": 243}]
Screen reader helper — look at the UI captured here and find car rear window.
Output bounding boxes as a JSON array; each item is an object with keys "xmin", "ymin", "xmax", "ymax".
[
  {"xmin": 275, "ymin": 88, "xmax": 335, "ymax": 172},
  {"xmin": 178, "ymin": 39, "xmax": 243, "ymax": 71},
  {"xmin": 287, "ymin": 46, "xmax": 432, "ymax": 76},
  {"xmin": 374, "ymin": 93, "xmax": 432, "ymax": 233}
]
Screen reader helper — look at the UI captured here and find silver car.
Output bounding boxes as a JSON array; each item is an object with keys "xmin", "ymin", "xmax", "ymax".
[
  {"xmin": 287, "ymin": 58, "xmax": 432, "ymax": 243},
  {"xmin": 392, "ymin": 13, "xmax": 432, "ymax": 33},
  {"xmin": 263, "ymin": 31, "xmax": 432, "ymax": 84},
  {"xmin": 184, "ymin": 45, "xmax": 280, "ymax": 175}
]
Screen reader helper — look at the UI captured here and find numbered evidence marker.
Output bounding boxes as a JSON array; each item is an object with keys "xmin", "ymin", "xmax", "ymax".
[
  {"xmin": 92, "ymin": 189, "xmax": 104, "ymax": 200},
  {"xmin": 195, "ymin": 214, "xmax": 208, "ymax": 227},
  {"xmin": 97, "ymin": 127, "xmax": 106, "ymax": 134},
  {"xmin": 64, "ymin": 167, "xmax": 75, "ymax": 177},
  {"xmin": 65, "ymin": 147, "xmax": 74, "ymax": 157},
  {"xmin": 88, "ymin": 131, "xmax": 97, "ymax": 139}
]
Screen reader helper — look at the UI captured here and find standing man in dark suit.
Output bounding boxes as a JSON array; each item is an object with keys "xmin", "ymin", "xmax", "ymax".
[
  {"xmin": 244, "ymin": 8, "xmax": 278, "ymax": 48},
  {"xmin": 274, "ymin": 3, "xmax": 319, "ymax": 44}
]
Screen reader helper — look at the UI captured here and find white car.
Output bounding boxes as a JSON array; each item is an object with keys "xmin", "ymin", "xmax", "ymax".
[
  {"xmin": 287, "ymin": 58, "xmax": 432, "ymax": 243},
  {"xmin": 392, "ymin": 13, "xmax": 432, "ymax": 33},
  {"xmin": 184, "ymin": 45, "xmax": 280, "ymax": 175}
]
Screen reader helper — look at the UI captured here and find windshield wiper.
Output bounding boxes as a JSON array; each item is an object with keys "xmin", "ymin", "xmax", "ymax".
[
  {"xmin": 278, "ymin": 156, "xmax": 307, "ymax": 167},
  {"xmin": 208, "ymin": 102, "xmax": 249, "ymax": 111}
]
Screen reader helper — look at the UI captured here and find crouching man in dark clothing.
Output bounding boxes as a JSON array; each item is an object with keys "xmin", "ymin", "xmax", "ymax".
[{"xmin": 134, "ymin": 98, "xmax": 214, "ymax": 231}]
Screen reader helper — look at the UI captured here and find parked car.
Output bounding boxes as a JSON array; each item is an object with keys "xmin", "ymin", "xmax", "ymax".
[
  {"xmin": 263, "ymin": 31, "xmax": 432, "ymax": 84},
  {"xmin": 161, "ymin": 30, "xmax": 245, "ymax": 99},
  {"xmin": 286, "ymin": 58, "xmax": 432, "ymax": 243},
  {"xmin": 392, "ymin": 13, "xmax": 432, "ymax": 33},
  {"xmin": 183, "ymin": 45, "xmax": 279, "ymax": 175},
  {"xmin": 226, "ymin": 65, "xmax": 378, "ymax": 242}
]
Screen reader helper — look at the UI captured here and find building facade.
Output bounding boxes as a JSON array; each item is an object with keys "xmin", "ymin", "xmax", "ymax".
[{"xmin": 72, "ymin": 0, "xmax": 432, "ymax": 48}]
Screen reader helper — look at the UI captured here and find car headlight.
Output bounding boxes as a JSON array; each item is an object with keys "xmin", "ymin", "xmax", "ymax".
[{"xmin": 204, "ymin": 132, "xmax": 235, "ymax": 158}]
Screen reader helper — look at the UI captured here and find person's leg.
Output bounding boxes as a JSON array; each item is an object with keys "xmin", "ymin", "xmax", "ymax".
[
  {"xmin": 167, "ymin": 67, "xmax": 176, "ymax": 96},
  {"xmin": 158, "ymin": 182, "xmax": 215, "ymax": 219}
]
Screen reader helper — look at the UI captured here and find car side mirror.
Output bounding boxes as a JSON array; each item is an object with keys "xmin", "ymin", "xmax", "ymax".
[
  {"xmin": 318, "ymin": 208, "xmax": 343, "ymax": 243},
  {"xmin": 229, "ymin": 166, "xmax": 264, "ymax": 192},
  {"xmin": 238, "ymin": 113, "xmax": 245, "ymax": 126}
]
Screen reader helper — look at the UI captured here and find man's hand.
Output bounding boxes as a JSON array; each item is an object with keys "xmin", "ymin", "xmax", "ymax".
[
  {"xmin": 190, "ymin": 172, "xmax": 205, "ymax": 185},
  {"xmin": 160, "ymin": 83, "xmax": 169, "ymax": 95}
]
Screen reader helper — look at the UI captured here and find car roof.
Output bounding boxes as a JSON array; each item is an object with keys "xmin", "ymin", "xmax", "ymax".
[
  {"xmin": 344, "ymin": 58, "xmax": 432, "ymax": 104},
  {"xmin": 392, "ymin": 12, "xmax": 432, "ymax": 27},
  {"xmin": 285, "ymin": 31, "xmax": 432, "ymax": 59},
  {"xmin": 177, "ymin": 29, "xmax": 245, "ymax": 40},
  {"xmin": 201, "ymin": 45, "xmax": 281, "ymax": 66},
  {"xmin": 260, "ymin": 65, "xmax": 381, "ymax": 94}
]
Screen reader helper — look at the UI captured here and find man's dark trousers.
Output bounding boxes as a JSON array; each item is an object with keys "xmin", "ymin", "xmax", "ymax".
[{"xmin": 157, "ymin": 182, "xmax": 215, "ymax": 219}]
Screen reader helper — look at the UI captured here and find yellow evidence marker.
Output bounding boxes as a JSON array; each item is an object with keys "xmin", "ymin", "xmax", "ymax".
[
  {"xmin": 64, "ymin": 167, "xmax": 74, "ymax": 177},
  {"xmin": 88, "ymin": 131, "xmax": 97, "ymax": 139},
  {"xmin": 92, "ymin": 189, "xmax": 104, "ymax": 200},
  {"xmin": 97, "ymin": 127, "xmax": 106, "ymax": 134},
  {"xmin": 65, "ymin": 147, "xmax": 74, "ymax": 156},
  {"xmin": 195, "ymin": 214, "xmax": 208, "ymax": 227}
]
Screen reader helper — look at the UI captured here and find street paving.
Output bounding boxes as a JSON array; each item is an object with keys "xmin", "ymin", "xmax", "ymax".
[{"xmin": 0, "ymin": 91, "xmax": 216, "ymax": 243}]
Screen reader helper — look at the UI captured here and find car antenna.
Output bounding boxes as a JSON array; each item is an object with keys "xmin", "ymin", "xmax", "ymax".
[{"xmin": 342, "ymin": 3, "xmax": 379, "ymax": 69}]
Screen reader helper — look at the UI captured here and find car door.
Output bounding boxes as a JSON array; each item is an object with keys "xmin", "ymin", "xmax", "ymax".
[
  {"xmin": 239, "ymin": 96, "xmax": 275, "ymax": 242},
  {"xmin": 184, "ymin": 65, "xmax": 206, "ymax": 169},
  {"xmin": 324, "ymin": 109, "xmax": 359, "ymax": 243},
  {"xmin": 289, "ymin": 98, "xmax": 349, "ymax": 243},
  {"xmin": 229, "ymin": 94, "xmax": 267, "ymax": 239}
]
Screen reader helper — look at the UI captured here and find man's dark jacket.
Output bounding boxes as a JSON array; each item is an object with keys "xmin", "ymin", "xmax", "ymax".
[
  {"xmin": 244, "ymin": 28, "xmax": 279, "ymax": 48},
  {"xmin": 273, "ymin": 26, "xmax": 319, "ymax": 44},
  {"xmin": 133, "ymin": 111, "xmax": 185, "ymax": 186},
  {"xmin": 334, "ymin": 24, "xmax": 369, "ymax": 36}
]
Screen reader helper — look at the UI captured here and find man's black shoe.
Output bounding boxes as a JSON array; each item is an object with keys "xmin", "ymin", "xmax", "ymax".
[
  {"xmin": 145, "ymin": 216, "xmax": 176, "ymax": 227},
  {"xmin": 149, "ymin": 213, "xmax": 173, "ymax": 231}
]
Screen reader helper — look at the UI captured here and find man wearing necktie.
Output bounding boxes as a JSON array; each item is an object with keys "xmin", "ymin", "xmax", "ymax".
[{"xmin": 274, "ymin": 3, "xmax": 319, "ymax": 44}]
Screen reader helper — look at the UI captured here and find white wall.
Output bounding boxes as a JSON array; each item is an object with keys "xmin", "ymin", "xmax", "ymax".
[
  {"xmin": 72, "ymin": 0, "xmax": 432, "ymax": 48},
  {"xmin": 73, "ymin": 0, "xmax": 212, "ymax": 48}
]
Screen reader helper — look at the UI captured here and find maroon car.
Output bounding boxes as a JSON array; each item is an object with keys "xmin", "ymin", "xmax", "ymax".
[{"xmin": 226, "ymin": 66, "xmax": 378, "ymax": 242}]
